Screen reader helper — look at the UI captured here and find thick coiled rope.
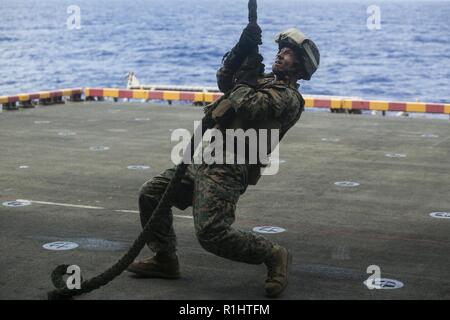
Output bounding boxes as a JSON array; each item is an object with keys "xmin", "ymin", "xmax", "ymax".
[{"xmin": 47, "ymin": 115, "xmax": 216, "ymax": 300}]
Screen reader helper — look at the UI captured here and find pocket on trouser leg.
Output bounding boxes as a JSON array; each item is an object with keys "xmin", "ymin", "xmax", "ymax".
[{"xmin": 193, "ymin": 172, "xmax": 240, "ymax": 239}]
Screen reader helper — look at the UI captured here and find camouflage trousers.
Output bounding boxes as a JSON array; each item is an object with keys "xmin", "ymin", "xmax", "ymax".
[{"xmin": 138, "ymin": 164, "xmax": 274, "ymax": 264}]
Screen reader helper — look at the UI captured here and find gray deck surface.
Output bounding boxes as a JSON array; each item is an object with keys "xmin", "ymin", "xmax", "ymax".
[{"xmin": 0, "ymin": 101, "xmax": 449, "ymax": 300}]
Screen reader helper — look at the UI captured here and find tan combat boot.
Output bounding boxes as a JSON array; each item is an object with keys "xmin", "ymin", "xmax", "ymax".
[
  {"xmin": 264, "ymin": 245, "xmax": 291, "ymax": 298},
  {"xmin": 127, "ymin": 253, "xmax": 180, "ymax": 279}
]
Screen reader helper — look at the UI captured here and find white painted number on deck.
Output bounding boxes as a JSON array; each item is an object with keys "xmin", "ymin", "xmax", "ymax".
[
  {"xmin": 2, "ymin": 200, "xmax": 32, "ymax": 207},
  {"xmin": 89, "ymin": 146, "xmax": 110, "ymax": 151},
  {"xmin": 364, "ymin": 278, "xmax": 404, "ymax": 290},
  {"xmin": 127, "ymin": 165, "xmax": 150, "ymax": 170},
  {"xmin": 334, "ymin": 181, "xmax": 360, "ymax": 187},
  {"xmin": 430, "ymin": 212, "xmax": 450, "ymax": 219},
  {"xmin": 43, "ymin": 241, "xmax": 79, "ymax": 251},
  {"xmin": 253, "ymin": 226, "xmax": 286, "ymax": 234},
  {"xmin": 385, "ymin": 153, "xmax": 406, "ymax": 158}
]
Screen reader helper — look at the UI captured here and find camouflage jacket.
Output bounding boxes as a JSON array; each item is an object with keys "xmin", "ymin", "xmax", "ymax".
[{"xmin": 203, "ymin": 57, "xmax": 305, "ymax": 184}]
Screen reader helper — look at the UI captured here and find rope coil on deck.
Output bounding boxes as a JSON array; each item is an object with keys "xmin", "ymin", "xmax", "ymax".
[{"xmin": 48, "ymin": 163, "xmax": 187, "ymax": 299}]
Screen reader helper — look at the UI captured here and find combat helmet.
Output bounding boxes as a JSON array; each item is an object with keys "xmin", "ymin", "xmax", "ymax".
[{"xmin": 275, "ymin": 28, "xmax": 320, "ymax": 80}]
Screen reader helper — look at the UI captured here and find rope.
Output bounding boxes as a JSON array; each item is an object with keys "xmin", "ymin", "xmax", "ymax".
[{"xmin": 47, "ymin": 116, "xmax": 216, "ymax": 300}]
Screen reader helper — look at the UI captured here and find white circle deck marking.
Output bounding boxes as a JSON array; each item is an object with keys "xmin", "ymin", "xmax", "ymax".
[
  {"xmin": 385, "ymin": 153, "xmax": 406, "ymax": 158},
  {"xmin": 422, "ymin": 134, "xmax": 439, "ymax": 138},
  {"xmin": 430, "ymin": 212, "xmax": 450, "ymax": 219},
  {"xmin": 334, "ymin": 181, "xmax": 360, "ymax": 187},
  {"xmin": 135, "ymin": 118, "xmax": 150, "ymax": 121},
  {"xmin": 321, "ymin": 138, "xmax": 340, "ymax": 142},
  {"xmin": 2, "ymin": 199, "xmax": 32, "ymax": 207},
  {"xmin": 127, "ymin": 165, "xmax": 150, "ymax": 170},
  {"xmin": 43, "ymin": 241, "xmax": 79, "ymax": 251},
  {"xmin": 364, "ymin": 278, "xmax": 404, "ymax": 290},
  {"xmin": 89, "ymin": 146, "xmax": 110, "ymax": 151},
  {"xmin": 253, "ymin": 226, "xmax": 286, "ymax": 234},
  {"xmin": 34, "ymin": 121, "xmax": 51, "ymax": 124},
  {"xmin": 58, "ymin": 131, "xmax": 76, "ymax": 136}
]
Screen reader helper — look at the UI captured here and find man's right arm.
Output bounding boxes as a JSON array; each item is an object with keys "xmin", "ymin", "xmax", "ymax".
[
  {"xmin": 216, "ymin": 54, "xmax": 240, "ymax": 94},
  {"xmin": 216, "ymin": 23, "xmax": 262, "ymax": 94}
]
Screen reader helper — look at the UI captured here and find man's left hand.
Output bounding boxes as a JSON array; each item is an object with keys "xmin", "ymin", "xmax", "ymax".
[{"xmin": 238, "ymin": 23, "xmax": 262, "ymax": 54}]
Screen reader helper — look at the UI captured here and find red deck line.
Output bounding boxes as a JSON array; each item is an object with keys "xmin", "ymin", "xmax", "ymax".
[
  {"xmin": 426, "ymin": 104, "xmax": 445, "ymax": 113},
  {"xmin": 118, "ymin": 90, "xmax": 133, "ymax": 99},
  {"xmin": 50, "ymin": 91, "xmax": 63, "ymax": 98},
  {"xmin": 148, "ymin": 91, "xmax": 164, "ymax": 100},
  {"xmin": 8, "ymin": 96, "xmax": 19, "ymax": 103},
  {"xmin": 89, "ymin": 89, "xmax": 104, "ymax": 97},
  {"xmin": 352, "ymin": 101, "xmax": 370, "ymax": 110},
  {"xmin": 180, "ymin": 92, "xmax": 196, "ymax": 101},
  {"xmin": 29, "ymin": 94, "xmax": 40, "ymax": 100},
  {"xmin": 388, "ymin": 102, "xmax": 407, "ymax": 112},
  {"xmin": 314, "ymin": 99, "xmax": 331, "ymax": 108}
]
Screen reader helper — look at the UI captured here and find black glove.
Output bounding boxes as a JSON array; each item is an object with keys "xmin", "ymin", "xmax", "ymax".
[
  {"xmin": 233, "ymin": 53, "xmax": 265, "ymax": 88},
  {"xmin": 237, "ymin": 23, "xmax": 262, "ymax": 54},
  {"xmin": 222, "ymin": 23, "xmax": 262, "ymax": 73}
]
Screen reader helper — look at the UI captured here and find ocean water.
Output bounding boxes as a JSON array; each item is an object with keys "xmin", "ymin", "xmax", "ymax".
[{"xmin": 0, "ymin": 0, "xmax": 449, "ymax": 103}]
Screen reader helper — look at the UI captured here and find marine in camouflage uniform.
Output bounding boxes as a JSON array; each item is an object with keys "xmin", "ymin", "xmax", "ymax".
[{"xmin": 128, "ymin": 26, "xmax": 320, "ymax": 298}]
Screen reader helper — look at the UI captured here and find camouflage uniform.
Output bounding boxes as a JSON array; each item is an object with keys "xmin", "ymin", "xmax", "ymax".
[{"xmin": 139, "ymin": 62, "xmax": 305, "ymax": 265}]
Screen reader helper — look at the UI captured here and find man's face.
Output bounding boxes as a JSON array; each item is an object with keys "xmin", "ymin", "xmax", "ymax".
[{"xmin": 272, "ymin": 46, "xmax": 299, "ymax": 77}]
